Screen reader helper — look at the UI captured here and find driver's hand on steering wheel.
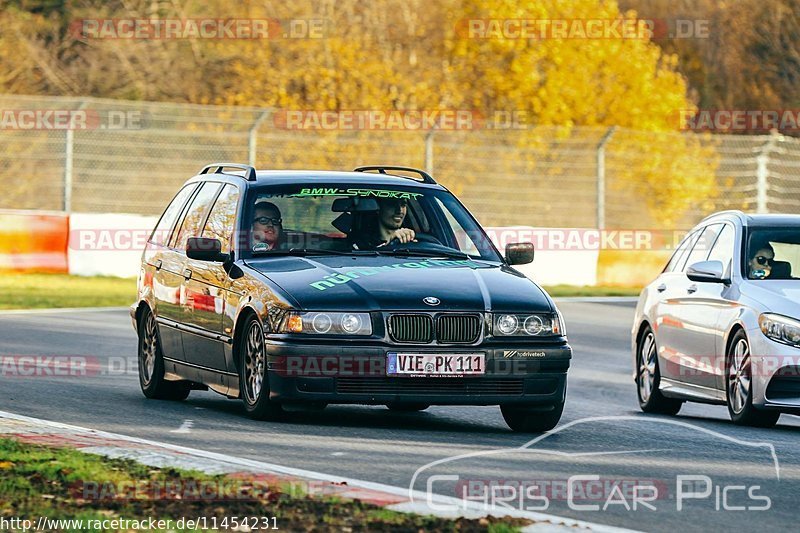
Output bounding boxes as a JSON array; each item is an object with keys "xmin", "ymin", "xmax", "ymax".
[{"xmin": 388, "ymin": 228, "xmax": 416, "ymax": 244}]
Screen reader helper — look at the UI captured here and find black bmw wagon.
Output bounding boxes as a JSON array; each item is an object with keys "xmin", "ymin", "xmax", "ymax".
[{"xmin": 131, "ymin": 163, "xmax": 571, "ymax": 432}]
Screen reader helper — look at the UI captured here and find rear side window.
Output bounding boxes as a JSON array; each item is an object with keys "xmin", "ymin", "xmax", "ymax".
[
  {"xmin": 149, "ymin": 184, "xmax": 198, "ymax": 246},
  {"xmin": 665, "ymin": 230, "xmax": 700, "ymax": 273},
  {"xmin": 202, "ymin": 184, "xmax": 240, "ymax": 252},
  {"xmin": 173, "ymin": 182, "xmax": 222, "ymax": 251}
]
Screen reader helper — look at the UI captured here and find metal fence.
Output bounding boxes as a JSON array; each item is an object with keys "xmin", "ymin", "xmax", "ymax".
[{"xmin": 1, "ymin": 94, "xmax": 798, "ymax": 229}]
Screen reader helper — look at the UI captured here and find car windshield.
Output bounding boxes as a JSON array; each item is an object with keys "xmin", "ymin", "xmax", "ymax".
[
  {"xmin": 746, "ymin": 227, "xmax": 800, "ymax": 280},
  {"xmin": 242, "ymin": 183, "xmax": 502, "ymax": 261}
]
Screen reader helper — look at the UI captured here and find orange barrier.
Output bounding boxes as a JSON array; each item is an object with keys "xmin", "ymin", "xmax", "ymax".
[{"xmin": 0, "ymin": 210, "xmax": 69, "ymax": 272}]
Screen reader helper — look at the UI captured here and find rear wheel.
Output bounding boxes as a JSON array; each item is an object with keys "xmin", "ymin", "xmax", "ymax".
[
  {"xmin": 636, "ymin": 326, "xmax": 682, "ymax": 415},
  {"xmin": 239, "ymin": 315, "xmax": 283, "ymax": 420},
  {"xmin": 726, "ymin": 330, "xmax": 780, "ymax": 428},
  {"xmin": 386, "ymin": 403, "xmax": 429, "ymax": 412},
  {"xmin": 137, "ymin": 308, "xmax": 190, "ymax": 401},
  {"xmin": 501, "ymin": 402, "xmax": 564, "ymax": 433}
]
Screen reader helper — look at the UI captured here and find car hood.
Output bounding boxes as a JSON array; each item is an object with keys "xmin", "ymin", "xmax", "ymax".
[
  {"xmin": 743, "ymin": 281, "xmax": 800, "ymax": 318},
  {"xmin": 243, "ymin": 255, "xmax": 553, "ymax": 312}
]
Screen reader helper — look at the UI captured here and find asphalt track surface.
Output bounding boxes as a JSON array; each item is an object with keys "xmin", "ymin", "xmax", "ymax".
[{"xmin": 0, "ymin": 301, "xmax": 798, "ymax": 532}]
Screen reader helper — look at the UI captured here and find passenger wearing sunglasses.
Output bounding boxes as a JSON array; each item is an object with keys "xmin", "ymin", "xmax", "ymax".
[
  {"xmin": 748, "ymin": 242, "xmax": 775, "ymax": 279},
  {"xmin": 252, "ymin": 201, "xmax": 284, "ymax": 251}
]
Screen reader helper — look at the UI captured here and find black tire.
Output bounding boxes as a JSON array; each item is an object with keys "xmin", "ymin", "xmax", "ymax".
[
  {"xmin": 137, "ymin": 307, "xmax": 190, "ymax": 401},
  {"xmin": 726, "ymin": 330, "xmax": 780, "ymax": 428},
  {"xmin": 501, "ymin": 402, "xmax": 564, "ymax": 433},
  {"xmin": 636, "ymin": 325, "xmax": 682, "ymax": 415},
  {"xmin": 386, "ymin": 403, "xmax": 430, "ymax": 412},
  {"xmin": 238, "ymin": 315, "xmax": 284, "ymax": 421}
]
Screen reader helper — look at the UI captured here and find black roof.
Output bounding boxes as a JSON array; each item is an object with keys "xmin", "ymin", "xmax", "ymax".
[{"xmin": 744, "ymin": 214, "xmax": 800, "ymax": 227}]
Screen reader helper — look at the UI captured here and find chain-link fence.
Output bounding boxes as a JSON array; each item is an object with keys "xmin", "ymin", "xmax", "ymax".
[{"xmin": 1, "ymin": 94, "xmax": 797, "ymax": 229}]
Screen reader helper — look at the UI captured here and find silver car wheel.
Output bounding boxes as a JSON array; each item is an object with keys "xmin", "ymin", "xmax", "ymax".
[
  {"xmin": 244, "ymin": 321, "xmax": 265, "ymax": 403},
  {"xmin": 728, "ymin": 338, "xmax": 751, "ymax": 415},
  {"xmin": 638, "ymin": 331, "xmax": 657, "ymax": 402},
  {"xmin": 140, "ymin": 311, "xmax": 157, "ymax": 384}
]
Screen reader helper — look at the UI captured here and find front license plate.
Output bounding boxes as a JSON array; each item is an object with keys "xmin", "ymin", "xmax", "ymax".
[{"xmin": 387, "ymin": 353, "xmax": 485, "ymax": 377}]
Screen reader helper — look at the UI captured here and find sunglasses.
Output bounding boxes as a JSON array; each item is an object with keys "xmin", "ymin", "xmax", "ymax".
[
  {"xmin": 755, "ymin": 255, "xmax": 773, "ymax": 266},
  {"xmin": 254, "ymin": 216, "xmax": 282, "ymax": 226}
]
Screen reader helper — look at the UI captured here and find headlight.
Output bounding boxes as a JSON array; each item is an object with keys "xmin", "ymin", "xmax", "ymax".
[
  {"xmin": 493, "ymin": 313, "xmax": 562, "ymax": 337},
  {"xmin": 282, "ymin": 311, "xmax": 372, "ymax": 336},
  {"xmin": 759, "ymin": 313, "xmax": 800, "ymax": 347}
]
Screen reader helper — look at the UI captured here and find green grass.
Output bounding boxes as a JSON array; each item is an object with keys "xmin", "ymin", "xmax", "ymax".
[
  {"xmin": 0, "ymin": 273, "xmax": 136, "ymax": 310},
  {"xmin": 0, "ymin": 437, "xmax": 528, "ymax": 532},
  {"xmin": 544, "ymin": 284, "xmax": 642, "ymax": 297},
  {"xmin": 0, "ymin": 273, "xmax": 641, "ymax": 311}
]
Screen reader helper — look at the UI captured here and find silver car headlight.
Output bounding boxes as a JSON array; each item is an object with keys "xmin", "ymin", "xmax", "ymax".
[
  {"xmin": 759, "ymin": 313, "xmax": 800, "ymax": 347},
  {"xmin": 282, "ymin": 311, "xmax": 372, "ymax": 336},
  {"xmin": 493, "ymin": 313, "xmax": 563, "ymax": 337}
]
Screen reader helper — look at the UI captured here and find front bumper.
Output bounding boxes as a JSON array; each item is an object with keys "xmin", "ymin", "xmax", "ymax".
[
  {"xmin": 264, "ymin": 340, "xmax": 571, "ymax": 406},
  {"xmin": 748, "ymin": 329, "xmax": 800, "ymax": 412}
]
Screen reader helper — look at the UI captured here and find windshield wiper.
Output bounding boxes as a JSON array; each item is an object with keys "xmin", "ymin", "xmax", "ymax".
[
  {"xmin": 254, "ymin": 248, "xmax": 377, "ymax": 256},
  {"xmin": 377, "ymin": 247, "xmax": 472, "ymax": 260}
]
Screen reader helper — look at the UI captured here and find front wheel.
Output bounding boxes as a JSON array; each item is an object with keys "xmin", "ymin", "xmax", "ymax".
[
  {"xmin": 726, "ymin": 330, "xmax": 780, "ymax": 428},
  {"xmin": 137, "ymin": 308, "xmax": 190, "ymax": 401},
  {"xmin": 501, "ymin": 402, "xmax": 564, "ymax": 433},
  {"xmin": 636, "ymin": 326, "xmax": 682, "ymax": 415},
  {"xmin": 239, "ymin": 315, "xmax": 283, "ymax": 421}
]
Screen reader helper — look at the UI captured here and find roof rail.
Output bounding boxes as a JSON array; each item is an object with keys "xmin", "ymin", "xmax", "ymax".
[
  {"xmin": 353, "ymin": 165, "xmax": 436, "ymax": 184},
  {"xmin": 200, "ymin": 163, "xmax": 257, "ymax": 182}
]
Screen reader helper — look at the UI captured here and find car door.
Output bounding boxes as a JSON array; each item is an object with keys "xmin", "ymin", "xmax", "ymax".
[
  {"xmin": 148, "ymin": 183, "xmax": 199, "ymax": 361},
  {"xmin": 660, "ymin": 223, "xmax": 724, "ymax": 391},
  {"xmin": 181, "ymin": 184, "xmax": 240, "ymax": 372},
  {"xmin": 170, "ymin": 181, "xmax": 223, "ymax": 366},
  {"xmin": 652, "ymin": 228, "xmax": 701, "ymax": 383}
]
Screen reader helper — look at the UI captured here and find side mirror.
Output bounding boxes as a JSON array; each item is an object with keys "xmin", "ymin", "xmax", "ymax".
[
  {"xmin": 686, "ymin": 260, "xmax": 728, "ymax": 283},
  {"xmin": 186, "ymin": 237, "xmax": 230, "ymax": 262},
  {"xmin": 505, "ymin": 242, "xmax": 534, "ymax": 265}
]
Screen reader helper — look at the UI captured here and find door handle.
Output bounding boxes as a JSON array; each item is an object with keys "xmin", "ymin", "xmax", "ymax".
[
  {"xmin": 154, "ymin": 260, "xmax": 162, "ymax": 271},
  {"xmin": 657, "ymin": 283, "xmax": 667, "ymax": 292},
  {"xmin": 687, "ymin": 284, "xmax": 698, "ymax": 294},
  {"xmin": 183, "ymin": 269, "xmax": 193, "ymax": 280}
]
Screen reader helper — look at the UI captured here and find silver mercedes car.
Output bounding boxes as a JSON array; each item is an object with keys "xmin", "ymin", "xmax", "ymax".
[{"xmin": 632, "ymin": 210, "xmax": 800, "ymax": 427}]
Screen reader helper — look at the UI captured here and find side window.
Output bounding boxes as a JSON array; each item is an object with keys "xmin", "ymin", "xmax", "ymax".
[
  {"xmin": 202, "ymin": 184, "xmax": 240, "ymax": 252},
  {"xmin": 173, "ymin": 182, "xmax": 222, "ymax": 251},
  {"xmin": 682, "ymin": 223, "xmax": 722, "ymax": 272},
  {"xmin": 706, "ymin": 224, "xmax": 735, "ymax": 273},
  {"xmin": 665, "ymin": 229, "xmax": 700, "ymax": 273},
  {"xmin": 149, "ymin": 184, "xmax": 198, "ymax": 246}
]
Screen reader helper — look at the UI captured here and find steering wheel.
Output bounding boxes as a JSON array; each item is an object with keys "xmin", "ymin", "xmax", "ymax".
[{"xmin": 387, "ymin": 233, "xmax": 442, "ymax": 246}]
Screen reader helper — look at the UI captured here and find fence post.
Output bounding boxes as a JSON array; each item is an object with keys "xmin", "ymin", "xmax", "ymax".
[
  {"xmin": 63, "ymin": 100, "xmax": 88, "ymax": 212},
  {"xmin": 596, "ymin": 126, "xmax": 616, "ymax": 229},
  {"xmin": 424, "ymin": 125, "xmax": 436, "ymax": 176},
  {"xmin": 248, "ymin": 111, "xmax": 270, "ymax": 167},
  {"xmin": 756, "ymin": 130, "xmax": 781, "ymax": 214}
]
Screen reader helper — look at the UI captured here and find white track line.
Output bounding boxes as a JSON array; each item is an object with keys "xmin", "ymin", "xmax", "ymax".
[
  {"xmin": 0, "ymin": 306, "xmax": 128, "ymax": 316},
  {"xmin": 0, "ymin": 409, "xmax": 639, "ymax": 533}
]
